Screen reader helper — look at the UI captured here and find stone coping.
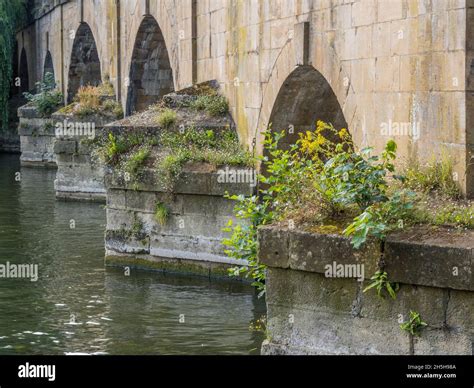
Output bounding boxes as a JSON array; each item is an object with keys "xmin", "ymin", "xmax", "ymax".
[
  {"xmin": 105, "ymin": 166, "xmax": 256, "ymax": 197},
  {"xmin": 258, "ymin": 225, "xmax": 474, "ymax": 291}
]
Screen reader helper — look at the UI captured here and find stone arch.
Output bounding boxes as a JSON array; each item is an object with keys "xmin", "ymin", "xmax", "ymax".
[
  {"xmin": 67, "ymin": 22, "xmax": 102, "ymax": 102},
  {"xmin": 266, "ymin": 65, "xmax": 348, "ymax": 154},
  {"xmin": 19, "ymin": 48, "xmax": 29, "ymax": 93},
  {"xmin": 126, "ymin": 15, "xmax": 174, "ymax": 115},
  {"xmin": 43, "ymin": 50, "xmax": 55, "ymax": 81}
]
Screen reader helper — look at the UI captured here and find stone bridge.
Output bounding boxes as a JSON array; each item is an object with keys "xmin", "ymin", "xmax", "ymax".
[{"xmin": 15, "ymin": 0, "xmax": 474, "ymax": 196}]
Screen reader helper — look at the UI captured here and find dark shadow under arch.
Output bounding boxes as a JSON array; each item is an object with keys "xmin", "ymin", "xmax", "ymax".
[
  {"xmin": 43, "ymin": 50, "xmax": 55, "ymax": 81},
  {"xmin": 67, "ymin": 22, "xmax": 101, "ymax": 102},
  {"xmin": 267, "ymin": 65, "xmax": 348, "ymax": 155},
  {"xmin": 19, "ymin": 48, "xmax": 29, "ymax": 93},
  {"xmin": 126, "ymin": 16, "xmax": 174, "ymax": 115}
]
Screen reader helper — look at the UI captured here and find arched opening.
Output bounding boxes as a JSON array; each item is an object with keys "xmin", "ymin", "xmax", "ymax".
[
  {"xmin": 67, "ymin": 22, "xmax": 101, "ymax": 102},
  {"xmin": 43, "ymin": 50, "xmax": 55, "ymax": 81},
  {"xmin": 126, "ymin": 16, "xmax": 174, "ymax": 115},
  {"xmin": 267, "ymin": 65, "xmax": 348, "ymax": 155},
  {"xmin": 19, "ymin": 48, "xmax": 29, "ymax": 93}
]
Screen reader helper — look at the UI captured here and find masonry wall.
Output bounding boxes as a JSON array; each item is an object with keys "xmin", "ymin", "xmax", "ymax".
[
  {"xmin": 258, "ymin": 225, "xmax": 474, "ymax": 355},
  {"xmin": 18, "ymin": 104, "xmax": 57, "ymax": 167},
  {"xmin": 16, "ymin": 0, "xmax": 474, "ymax": 196},
  {"xmin": 104, "ymin": 167, "xmax": 255, "ymax": 276}
]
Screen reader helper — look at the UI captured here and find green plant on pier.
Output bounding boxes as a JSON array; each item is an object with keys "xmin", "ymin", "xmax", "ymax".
[
  {"xmin": 190, "ymin": 95, "xmax": 229, "ymax": 117},
  {"xmin": 23, "ymin": 72, "xmax": 63, "ymax": 117},
  {"xmin": 125, "ymin": 147, "xmax": 150, "ymax": 177},
  {"xmin": 156, "ymin": 108, "xmax": 177, "ymax": 128},
  {"xmin": 400, "ymin": 310, "xmax": 428, "ymax": 336},
  {"xmin": 0, "ymin": 0, "xmax": 28, "ymax": 128},
  {"xmin": 363, "ymin": 270, "xmax": 399, "ymax": 300},
  {"xmin": 223, "ymin": 195, "xmax": 272, "ymax": 297}
]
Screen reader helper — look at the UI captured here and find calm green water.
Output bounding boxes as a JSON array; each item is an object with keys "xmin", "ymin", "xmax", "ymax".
[{"xmin": 0, "ymin": 154, "xmax": 265, "ymax": 355}]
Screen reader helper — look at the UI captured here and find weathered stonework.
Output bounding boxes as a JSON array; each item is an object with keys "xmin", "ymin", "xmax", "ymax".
[
  {"xmin": 17, "ymin": 104, "xmax": 57, "ymax": 167},
  {"xmin": 259, "ymin": 225, "xmax": 474, "ymax": 355},
  {"xmin": 104, "ymin": 166, "xmax": 255, "ymax": 276},
  {"xmin": 16, "ymin": 0, "xmax": 474, "ymax": 197},
  {"xmin": 52, "ymin": 112, "xmax": 111, "ymax": 202}
]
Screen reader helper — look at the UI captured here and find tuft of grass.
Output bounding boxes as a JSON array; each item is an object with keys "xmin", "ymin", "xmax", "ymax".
[
  {"xmin": 96, "ymin": 78, "xmax": 115, "ymax": 96},
  {"xmin": 156, "ymin": 108, "xmax": 177, "ymax": 128},
  {"xmin": 103, "ymin": 99, "xmax": 124, "ymax": 119},
  {"xmin": 125, "ymin": 148, "xmax": 150, "ymax": 176},
  {"xmin": 23, "ymin": 72, "xmax": 63, "ymax": 117},
  {"xmin": 190, "ymin": 95, "xmax": 229, "ymax": 116},
  {"xmin": 154, "ymin": 202, "xmax": 170, "ymax": 226},
  {"xmin": 403, "ymin": 155, "xmax": 461, "ymax": 199}
]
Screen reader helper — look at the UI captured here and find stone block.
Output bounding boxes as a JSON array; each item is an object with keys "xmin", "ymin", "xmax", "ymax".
[
  {"xmin": 288, "ymin": 229, "xmax": 380, "ymax": 278},
  {"xmin": 385, "ymin": 227, "xmax": 474, "ymax": 291},
  {"xmin": 413, "ymin": 328, "xmax": 473, "ymax": 355},
  {"xmin": 258, "ymin": 226, "xmax": 290, "ymax": 268},
  {"xmin": 54, "ymin": 139, "xmax": 77, "ymax": 154}
]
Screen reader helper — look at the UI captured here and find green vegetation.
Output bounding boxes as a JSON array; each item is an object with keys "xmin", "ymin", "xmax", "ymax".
[
  {"xmin": 156, "ymin": 108, "xmax": 177, "ymax": 128},
  {"xmin": 124, "ymin": 148, "xmax": 150, "ymax": 177},
  {"xmin": 0, "ymin": 0, "xmax": 27, "ymax": 128},
  {"xmin": 431, "ymin": 204, "xmax": 474, "ymax": 228},
  {"xmin": 96, "ymin": 77, "xmax": 115, "ymax": 96},
  {"xmin": 23, "ymin": 73, "xmax": 63, "ymax": 117},
  {"xmin": 103, "ymin": 98, "xmax": 124, "ymax": 118},
  {"xmin": 154, "ymin": 202, "xmax": 170, "ymax": 226},
  {"xmin": 190, "ymin": 95, "xmax": 229, "ymax": 116},
  {"xmin": 97, "ymin": 126, "xmax": 252, "ymax": 191},
  {"xmin": 400, "ymin": 311, "xmax": 428, "ymax": 336},
  {"xmin": 223, "ymin": 120, "xmax": 471, "ymax": 295},
  {"xmin": 363, "ymin": 271, "xmax": 399, "ymax": 299},
  {"xmin": 404, "ymin": 154, "xmax": 461, "ymax": 199},
  {"xmin": 59, "ymin": 84, "xmax": 122, "ymax": 119},
  {"xmin": 131, "ymin": 215, "xmax": 146, "ymax": 240},
  {"xmin": 156, "ymin": 128, "xmax": 252, "ymax": 190},
  {"xmin": 223, "ymin": 195, "xmax": 271, "ymax": 297},
  {"xmin": 105, "ymin": 133, "xmax": 128, "ymax": 163}
]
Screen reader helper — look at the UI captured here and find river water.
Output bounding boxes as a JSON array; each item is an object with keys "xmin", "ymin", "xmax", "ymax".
[{"xmin": 0, "ymin": 154, "xmax": 265, "ymax": 355}]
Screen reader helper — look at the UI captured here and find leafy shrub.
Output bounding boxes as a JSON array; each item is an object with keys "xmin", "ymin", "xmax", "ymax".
[
  {"xmin": 223, "ymin": 195, "xmax": 272, "ymax": 297},
  {"xmin": 23, "ymin": 72, "xmax": 63, "ymax": 117},
  {"xmin": 224, "ymin": 121, "xmax": 415, "ymax": 293},
  {"xmin": 400, "ymin": 311, "xmax": 428, "ymax": 336},
  {"xmin": 74, "ymin": 85, "xmax": 101, "ymax": 117}
]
